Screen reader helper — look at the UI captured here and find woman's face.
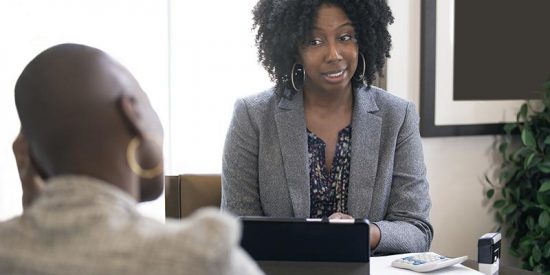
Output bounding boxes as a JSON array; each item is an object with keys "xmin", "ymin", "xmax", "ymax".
[{"xmin": 298, "ymin": 4, "xmax": 359, "ymax": 95}]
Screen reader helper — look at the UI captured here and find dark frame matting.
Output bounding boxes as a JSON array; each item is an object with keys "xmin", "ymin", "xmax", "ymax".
[{"xmin": 420, "ymin": 0, "xmax": 504, "ymax": 137}]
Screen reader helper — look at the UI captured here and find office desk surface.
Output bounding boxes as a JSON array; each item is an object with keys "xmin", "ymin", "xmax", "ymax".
[
  {"xmin": 372, "ymin": 254, "xmax": 539, "ymax": 275},
  {"xmin": 462, "ymin": 259, "xmax": 539, "ymax": 275},
  {"xmin": 371, "ymin": 254, "xmax": 482, "ymax": 274},
  {"xmin": 256, "ymin": 255, "xmax": 539, "ymax": 275}
]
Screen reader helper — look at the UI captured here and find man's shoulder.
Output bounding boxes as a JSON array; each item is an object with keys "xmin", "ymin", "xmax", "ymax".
[
  {"xmin": 142, "ymin": 209, "xmax": 262, "ymax": 274},
  {"xmin": 0, "ymin": 209, "xmax": 261, "ymax": 274},
  {"xmin": 0, "ymin": 216, "xmax": 25, "ymax": 240},
  {"xmin": 149, "ymin": 208, "xmax": 240, "ymax": 256}
]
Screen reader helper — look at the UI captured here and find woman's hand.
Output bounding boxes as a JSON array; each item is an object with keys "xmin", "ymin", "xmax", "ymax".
[
  {"xmin": 329, "ymin": 212, "xmax": 381, "ymax": 250},
  {"xmin": 328, "ymin": 212, "xmax": 354, "ymax": 219},
  {"xmin": 13, "ymin": 131, "xmax": 45, "ymax": 210}
]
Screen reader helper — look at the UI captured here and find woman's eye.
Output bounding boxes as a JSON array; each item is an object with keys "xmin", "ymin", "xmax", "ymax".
[
  {"xmin": 307, "ymin": 39, "xmax": 322, "ymax": 46},
  {"xmin": 339, "ymin": 34, "xmax": 353, "ymax": 41}
]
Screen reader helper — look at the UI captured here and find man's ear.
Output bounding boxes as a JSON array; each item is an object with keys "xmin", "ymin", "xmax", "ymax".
[{"xmin": 116, "ymin": 95, "xmax": 144, "ymax": 138}]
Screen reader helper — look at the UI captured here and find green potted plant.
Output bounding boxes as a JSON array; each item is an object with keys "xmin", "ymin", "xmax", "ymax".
[{"xmin": 486, "ymin": 80, "xmax": 550, "ymax": 273}]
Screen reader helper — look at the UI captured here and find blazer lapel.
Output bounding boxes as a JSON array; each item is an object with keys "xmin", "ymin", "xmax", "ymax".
[
  {"xmin": 275, "ymin": 91, "xmax": 310, "ymax": 217},
  {"xmin": 348, "ymin": 86, "xmax": 381, "ymax": 218}
]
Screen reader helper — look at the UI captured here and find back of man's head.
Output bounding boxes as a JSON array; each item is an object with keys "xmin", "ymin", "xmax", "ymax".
[
  {"xmin": 14, "ymin": 43, "xmax": 164, "ymax": 201},
  {"xmin": 15, "ymin": 44, "xmax": 128, "ymax": 176}
]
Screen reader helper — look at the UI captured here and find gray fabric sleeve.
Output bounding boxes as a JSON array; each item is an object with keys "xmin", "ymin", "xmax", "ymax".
[
  {"xmin": 177, "ymin": 208, "xmax": 264, "ymax": 275},
  {"xmin": 221, "ymin": 99, "xmax": 263, "ymax": 216},
  {"xmin": 373, "ymin": 102, "xmax": 433, "ymax": 254},
  {"xmin": 224, "ymin": 248, "xmax": 265, "ymax": 275}
]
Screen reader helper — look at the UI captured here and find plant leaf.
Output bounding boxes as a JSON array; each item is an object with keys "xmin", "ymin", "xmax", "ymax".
[
  {"xmin": 487, "ymin": 189, "xmax": 495, "ymax": 199},
  {"xmin": 499, "ymin": 142, "xmax": 509, "ymax": 155},
  {"xmin": 543, "ymin": 80, "xmax": 550, "ymax": 91},
  {"xmin": 527, "ymin": 216, "xmax": 536, "ymax": 231},
  {"xmin": 530, "ymin": 156, "xmax": 543, "ymax": 168},
  {"xmin": 517, "ymin": 103, "xmax": 528, "ymax": 122},
  {"xmin": 539, "ymin": 181, "xmax": 550, "ymax": 193},
  {"xmin": 501, "ymin": 167, "xmax": 521, "ymax": 182},
  {"xmin": 537, "ymin": 193, "xmax": 550, "ymax": 208},
  {"xmin": 520, "ymin": 238, "xmax": 533, "ymax": 250},
  {"xmin": 544, "ymin": 90, "xmax": 550, "ymax": 110},
  {"xmin": 532, "ymin": 265, "xmax": 544, "ymax": 273},
  {"xmin": 521, "ymin": 200, "xmax": 538, "ymax": 211},
  {"xmin": 494, "ymin": 200, "xmax": 506, "ymax": 209},
  {"xmin": 505, "ymin": 226, "xmax": 516, "ymax": 238},
  {"xmin": 533, "ymin": 246, "xmax": 542, "ymax": 263},
  {"xmin": 522, "ymin": 126, "xmax": 536, "ymax": 149},
  {"xmin": 538, "ymin": 162, "xmax": 550, "ymax": 174},
  {"xmin": 544, "ymin": 242, "xmax": 550, "ymax": 258},
  {"xmin": 496, "ymin": 211, "xmax": 503, "ymax": 223},
  {"xmin": 525, "ymin": 152, "xmax": 536, "ymax": 168},
  {"xmin": 539, "ymin": 211, "xmax": 550, "ymax": 228},
  {"xmin": 502, "ymin": 203, "xmax": 517, "ymax": 215},
  {"xmin": 504, "ymin": 123, "xmax": 517, "ymax": 135},
  {"xmin": 544, "ymin": 135, "xmax": 550, "ymax": 145},
  {"xmin": 521, "ymin": 147, "xmax": 533, "ymax": 157}
]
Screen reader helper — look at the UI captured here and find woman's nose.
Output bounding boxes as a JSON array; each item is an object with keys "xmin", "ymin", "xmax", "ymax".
[{"xmin": 325, "ymin": 41, "xmax": 343, "ymax": 63}]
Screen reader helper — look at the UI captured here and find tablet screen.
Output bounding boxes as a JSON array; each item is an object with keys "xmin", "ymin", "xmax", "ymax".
[{"xmin": 240, "ymin": 217, "xmax": 370, "ymax": 263}]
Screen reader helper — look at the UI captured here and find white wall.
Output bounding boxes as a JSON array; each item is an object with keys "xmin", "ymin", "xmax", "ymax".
[
  {"xmin": 387, "ymin": 0, "xmax": 518, "ymax": 266},
  {"xmin": 168, "ymin": 0, "xmax": 272, "ymax": 175}
]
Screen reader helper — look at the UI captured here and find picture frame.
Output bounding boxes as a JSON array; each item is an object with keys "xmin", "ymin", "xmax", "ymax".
[{"xmin": 419, "ymin": 0, "xmax": 534, "ymax": 137}]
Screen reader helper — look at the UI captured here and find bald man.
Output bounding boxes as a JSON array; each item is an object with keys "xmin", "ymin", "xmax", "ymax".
[{"xmin": 0, "ymin": 44, "xmax": 263, "ymax": 275}]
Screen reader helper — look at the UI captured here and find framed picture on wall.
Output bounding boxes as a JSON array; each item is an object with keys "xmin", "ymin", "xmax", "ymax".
[{"xmin": 420, "ymin": 0, "xmax": 550, "ymax": 137}]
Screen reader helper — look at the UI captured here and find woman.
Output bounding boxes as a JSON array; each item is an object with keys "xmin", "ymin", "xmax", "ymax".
[
  {"xmin": 221, "ymin": 0, "xmax": 432, "ymax": 254},
  {"xmin": 1, "ymin": 43, "xmax": 262, "ymax": 275}
]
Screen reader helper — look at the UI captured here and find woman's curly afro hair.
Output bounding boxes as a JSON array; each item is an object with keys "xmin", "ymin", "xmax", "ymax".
[{"xmin": 252, "ymin": 0, "xmax": 393, "ymax": 96}]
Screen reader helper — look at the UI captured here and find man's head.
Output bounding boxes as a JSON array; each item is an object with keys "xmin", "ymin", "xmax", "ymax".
[{"xmin": 14, "ymin": 43, "xmax": 164, "ymax": 202}]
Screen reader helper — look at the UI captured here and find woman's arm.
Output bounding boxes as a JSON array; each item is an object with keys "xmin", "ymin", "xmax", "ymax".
[
  {"xmin": 221, "ymin": 99, "xmax": 263, "ymax": 216},
  {"xmin": 373, "ymin": 102, "xmax": 433, "ymax": 254}
]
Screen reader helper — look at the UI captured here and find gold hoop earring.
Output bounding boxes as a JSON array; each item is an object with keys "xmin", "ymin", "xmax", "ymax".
[
  {"xmin": 126, "ymin": 135, "xmax": 163, "ymax": 179},
  {"xmin": 353, "ymin": 53, "xmax": 366, "ymax": 81},
  {"xmin": 291, "ymin": 63, "xmax": 305, "ymax": 92}
]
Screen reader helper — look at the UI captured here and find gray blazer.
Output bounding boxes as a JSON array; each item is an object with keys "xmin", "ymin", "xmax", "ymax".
[{"xmin": 221, "ymin": 86, "xmax": 433, "ymax": 254}]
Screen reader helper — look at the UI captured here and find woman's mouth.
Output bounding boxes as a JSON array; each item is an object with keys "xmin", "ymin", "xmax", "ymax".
[{"xmin": 322, "ymin": 69, "xmax": 347, "ymax": 83}]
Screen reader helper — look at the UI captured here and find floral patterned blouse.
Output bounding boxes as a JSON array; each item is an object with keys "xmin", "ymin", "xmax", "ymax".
[{"xmin": 307, "ymin": 125, "xmax": 352, "ymax": 218}]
